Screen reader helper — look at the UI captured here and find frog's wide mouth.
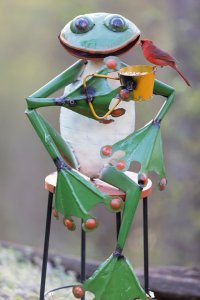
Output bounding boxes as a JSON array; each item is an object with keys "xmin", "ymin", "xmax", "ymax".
[{"xmin": 58, "ymin": 34, "xmax": 140, "ymax": 59}]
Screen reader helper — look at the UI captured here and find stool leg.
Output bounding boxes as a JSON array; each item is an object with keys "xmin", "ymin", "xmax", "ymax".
[
  {"xmin": 81, "ymin": 219, "xmax": 86, "ymax": 300},
  {"xmin": 116, "ymin": 212, "xmax": 121, "ymax": 239},
  {"xmin": 143, "ymin": 197, "xmax": 149, "ymax": 294},
  {"xmin": 40, "ymin": 191, "xmax": 53, "ymax": 300}
]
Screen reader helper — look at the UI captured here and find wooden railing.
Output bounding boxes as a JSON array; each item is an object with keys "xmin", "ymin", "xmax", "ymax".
[{"xmin": 1, "ymin": 240, "xmax": 200, "ymax": 300}]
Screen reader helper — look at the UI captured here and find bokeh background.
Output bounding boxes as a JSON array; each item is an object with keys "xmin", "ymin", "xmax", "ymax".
[{"xmin": 0, "ymin": 0, "xmax": 199, "ymax": 268}]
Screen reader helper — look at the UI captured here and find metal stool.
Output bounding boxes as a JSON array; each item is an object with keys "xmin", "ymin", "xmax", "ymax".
[{"xmin": 40, "ymin": 171, "xmax": 152, "ymax": 299}]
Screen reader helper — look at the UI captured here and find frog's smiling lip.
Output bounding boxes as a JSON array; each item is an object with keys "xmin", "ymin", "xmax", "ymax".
[{"xmin": 58, "ymin": 34, "xmax": 140, "ymax": 59}]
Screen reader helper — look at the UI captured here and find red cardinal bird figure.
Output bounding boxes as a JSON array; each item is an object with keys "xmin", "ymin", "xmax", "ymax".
[{"xmin": 138, "ymin": 39, "xmax": 191, "ymax": 86}]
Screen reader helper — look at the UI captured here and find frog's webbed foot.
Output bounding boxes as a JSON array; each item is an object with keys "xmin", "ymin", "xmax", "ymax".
[
  {"xmin": 54, "ymin": 162, "xmax": 122, "ymax": 231},
  {"xmin": 101, "ymin": 120, "xmax": 167, "ymax": 190},
  {"xmin": 83, "ymin": 254, "xmax": 148, "ymax": 300}
]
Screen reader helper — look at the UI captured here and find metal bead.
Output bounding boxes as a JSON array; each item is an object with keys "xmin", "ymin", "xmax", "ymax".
[
  {"xmin": 116, "ymin": 160, "xmax": 126, "ymax": 171},
  {"xmin": 72, "ymin": 286, "xmax": 85, "ymax": 299},
  {"xmin": 63, "ymin": 218, "xmax": 76, "ymax": 231},
  {"xmin": 52, "ymin": 208, "xmax": 59, "ymax": 219},
  {"xmin": 106, "ymin": 59, "xmax": 117, "ymax": 69},
  {"xmin": 138, "ymin": 173, "xmax": 148, "ymax": 186},
  {"xmin": 159, "ymin": 178, "xmax": 167, "ymax": 191},
  {"xmin": 119, "ymin": 89, "xmax": 130, "ymax": 100},
  {"xmin": 84, "ymin": 218, "xmax": 97, "ymax": 230},
  {"xmin": 102, "ymin": 145, "xmax": 112, "ymax": 156},
  {"xmin": 110, "ymin": 198, "xmax": 123, "ymax": 210}
]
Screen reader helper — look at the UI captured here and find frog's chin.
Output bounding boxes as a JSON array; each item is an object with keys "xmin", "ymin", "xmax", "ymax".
[{"xmin": 58, "ymin": 34, "xmax": 140, "ymax": 59}]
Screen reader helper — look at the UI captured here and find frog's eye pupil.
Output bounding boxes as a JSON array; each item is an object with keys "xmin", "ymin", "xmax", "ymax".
[
  {"xmin": 70, "ymin": 16, "xmax": 94, "ymax": 34},
  {"xmin": 104, "ymin": 15, "xmax": 127, "ymax": 32},
  {"xmin": 75, "ymin": 18, "xmax": 89, "ymax": 31},
  {"xmin": 110, "ymin": 17, "xmax": 125, "ymax": 30}
]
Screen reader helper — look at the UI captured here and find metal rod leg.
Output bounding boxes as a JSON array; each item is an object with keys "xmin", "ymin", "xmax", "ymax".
[
  {"xmin": 81, "ymin": 219, "xmax": 86, "ymax": 300},
  {"xmin": 143, "ymin": 197, "xmax": 149, "ymax": 294},
  {"xmin": 40, "ymin": 191, "xmax": 53, "ymax": 300},
  {"xmin": 116, "ymin": 212, "xmax": 121, "ymax": 239}
]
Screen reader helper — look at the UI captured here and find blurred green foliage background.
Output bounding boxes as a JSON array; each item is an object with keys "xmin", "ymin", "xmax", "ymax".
[{"xmin": 0, "ymin": 0, "xmax": 199, "ymax": 268}]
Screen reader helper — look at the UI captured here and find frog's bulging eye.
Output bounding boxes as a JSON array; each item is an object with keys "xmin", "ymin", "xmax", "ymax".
[
  {"xmin": 104, "ymin": 15, "xmax": 128, "ymax": 32},
  {"xmin": 70, "ymin": 16, "xmax": 94, "ymax": 34}
]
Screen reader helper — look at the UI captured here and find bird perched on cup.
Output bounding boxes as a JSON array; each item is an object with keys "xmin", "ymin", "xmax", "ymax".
[{"xmin": 138, "ymin": 39, "xmax": 191, "ymax": 86}]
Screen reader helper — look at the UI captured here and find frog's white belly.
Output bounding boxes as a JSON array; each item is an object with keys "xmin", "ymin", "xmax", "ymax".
[{"xmin": 60, "ymin": 60, "xmax": 135, "ymax": 178}]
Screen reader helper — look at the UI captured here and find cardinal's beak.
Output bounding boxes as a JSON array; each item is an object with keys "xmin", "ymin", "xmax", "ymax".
[{"xmin": 136, "ymin": 40, "xmax": 141, "ymax": 45}]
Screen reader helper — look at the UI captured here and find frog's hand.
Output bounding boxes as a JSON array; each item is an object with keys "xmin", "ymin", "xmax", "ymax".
[
  {"xmin": 83, "ymin": 254, "xmax": 148, "ymax": 300},
  {"xmin": 101, "ymin": 120, "xmax": 166, "ymax": 187},
  {"xmin": 63, "ymin": 57, "xmax": 125, "ymax": 120}
]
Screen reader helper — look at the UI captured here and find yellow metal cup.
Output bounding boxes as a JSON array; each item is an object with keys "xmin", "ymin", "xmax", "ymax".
[{"xmin": 118, "ymin": 65, "xmax": 155, "ymax": 101}]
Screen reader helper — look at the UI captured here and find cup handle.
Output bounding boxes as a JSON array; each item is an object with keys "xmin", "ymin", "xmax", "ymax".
[{"xmin": 83, "ymin": 73, "xmax": 120, "ymax": 120}]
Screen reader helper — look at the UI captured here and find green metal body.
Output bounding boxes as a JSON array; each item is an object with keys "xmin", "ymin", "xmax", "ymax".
[{"xmin": 26, "ymin": 12, "xmax": 176, "ymax": 300}]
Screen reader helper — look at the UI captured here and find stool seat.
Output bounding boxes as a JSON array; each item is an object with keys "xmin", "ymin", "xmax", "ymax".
[{"xmin": 45, "ymin": 170, "xmax": 152, "ymax": 199}]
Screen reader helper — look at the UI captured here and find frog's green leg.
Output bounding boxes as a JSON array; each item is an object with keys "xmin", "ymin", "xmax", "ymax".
[
  {"xmin": 26, "ymin": 109, "xmax": 111, "ymax": 226},
  {"xmin": 101, "ymin": 80, "xmax": 175, "ymax": 188},
  {"xmin": 83, "ymin": 166, "xmax": 148, "ymax": 300}
]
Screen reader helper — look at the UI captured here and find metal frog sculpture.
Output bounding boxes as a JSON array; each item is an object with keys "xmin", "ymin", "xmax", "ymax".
[{"xmin": 26, "ymin": 12, "xmax": 177, "ymax": 300}]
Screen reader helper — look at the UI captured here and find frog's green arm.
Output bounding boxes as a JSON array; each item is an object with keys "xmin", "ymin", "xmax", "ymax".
[
  {"xmin": 153, "ymin": 79, "xmax": 175, "ymax": 122},
  {"xmin": 51, "ymin": 57, "xmax": 126, "ymax": 119},
  {"xmin": 27, "ymin": 57, "xmax": 124, "ymax": 115},
  {"xmin": 26, "ymin": 59, "xmax": 85, "ymax": 109},
  {"xmin": 26, "ymin": 59, "xmax": 86, "ymax": 168}
]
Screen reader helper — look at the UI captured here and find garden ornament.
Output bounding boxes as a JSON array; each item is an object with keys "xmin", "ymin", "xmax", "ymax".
[{"xmin": 26, "ymin": 12, "xmax": 186, "ymax": 300}]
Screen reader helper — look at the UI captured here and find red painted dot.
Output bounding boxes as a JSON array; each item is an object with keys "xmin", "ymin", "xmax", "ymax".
[
  {"xmin": 63, "ymin": 218, "xmax": 75, "ymax": 231},
  {"xmin": 100, "ymin": 119, "xmax": 114, "ymax": 124},
  {"xmin": 102, "ymin": 145, "xmax": 112, "ymax": 156},
  {"xmin": 84, "ymin": 218, "xmax": 97, "ymax": 230},
  {"xmin": 72, "ymin": 286, "xmax": 85, "ymax": 299},
  {"xmin": 159, "ymin": 178, "xmax": 167, "ymax": 191},
  {"xmin": 106, "ymin": 59, "xmax": 117, "ymax": 69},
  {"xmin": 119, "ymin": 89, "xmax": 130, "ymax": 100},
  {"xmin": 116, "ymin": 160, "xmax": 126, "ymax": 171},
  {"xmin": 52, "ymin": 208, "xmax": 59, "ymax": 218},
  {"xmin": 111, "ymin": 108, "xmax": 125, "ymax": 117},
  {"xmin": 110, "ymin": 198, "xmax": 123, "ymax": 210},
  {"xmin": 138, "ymin": 173, "xmax": 148, "ymax": 186}
]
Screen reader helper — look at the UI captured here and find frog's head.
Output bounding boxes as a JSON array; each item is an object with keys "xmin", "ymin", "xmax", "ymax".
[{"xmin": 59, "ymin": 12, "xmax": 140, "ymax": 59}]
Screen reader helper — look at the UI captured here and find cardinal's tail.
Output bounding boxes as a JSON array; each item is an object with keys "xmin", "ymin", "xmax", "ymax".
[{"xmin": 173, "ymin": 64, "xmax": 191, "ymax": 87}]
